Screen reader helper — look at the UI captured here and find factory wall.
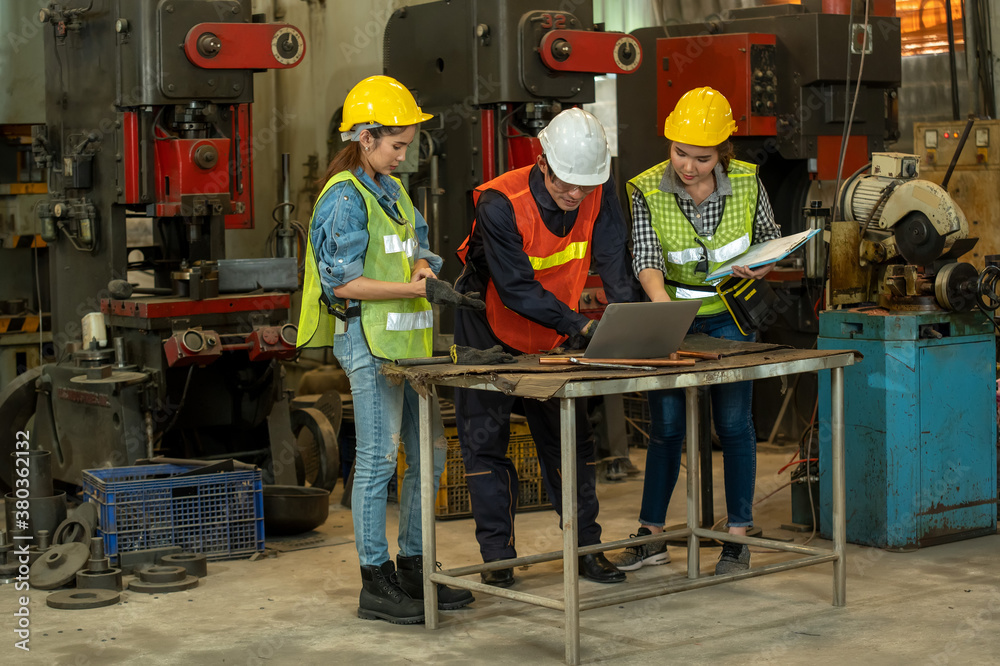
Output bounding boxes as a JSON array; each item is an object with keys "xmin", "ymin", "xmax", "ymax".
[{"xmin": 227, "ymin": 0, "xmax": 438, "ymax": 261}]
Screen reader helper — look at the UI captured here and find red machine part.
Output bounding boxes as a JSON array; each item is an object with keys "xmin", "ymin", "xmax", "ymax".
[
  {"xmin": 815, "ymin": 135, "xmax": 870, "ymax": 180},
  {"xmin": 122, "ymin": 111, "xmax": 140, "ymax": 204},
  {"xmin": 101, "ymin": 293, "xmax": 291, "ymax": 319},
  {"xmin": 481, "ymin": 109, "xmax": 496, "ymax": 183},
  {"xmin": 507, "ymin": 136, "xmax": 543, "ymax": 171},
  {"xmin": 246, "ymin": 324, "xmax": 298, "ymax": 362},
  {"xmin": 153, "ymin": 137, "xmax": 231, "ymax": 213},
  {"xmin": 163, "ymin": 328, "xmax": 223, "ymax": 367},
  {"xmin": 183, "ymin": 23, "xmax": 305, "ymax": 70},
  {"xmin": 657, "ymin": 34, "xmax": 778, "ymax": 138},
  {"xmin": 225, "ymin": 104, "xmax": 253, "ymax": 229},
  {"xmin": 539, "ymin": 30, "xmax": 642, "ymax": 74},
  {"xmin": 578, "ymin": 274, "xmax": 609, "ymax": 319}
]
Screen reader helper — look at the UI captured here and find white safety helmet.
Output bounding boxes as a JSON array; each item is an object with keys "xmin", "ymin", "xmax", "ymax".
[{"xmin": 538, "ymin": 108, "xmax": 611, "ymax": 187}]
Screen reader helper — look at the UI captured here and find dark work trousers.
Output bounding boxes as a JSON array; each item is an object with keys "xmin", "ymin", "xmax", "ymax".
[{"xmin": 454, "ymin": 306, "xmax": 602, "ymax": 562}]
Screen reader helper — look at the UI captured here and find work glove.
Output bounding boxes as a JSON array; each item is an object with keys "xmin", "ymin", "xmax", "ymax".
[
  {"xmin": 424, "ymin": 278, "xmax": 486, "ymax": 311},
  {"xmin": 563, "ymin": 319, "xmax": 599, "ymax": 351},
  {"xmin": 450, "ymin": 344, "xmax": 516, "ymax": 365}
]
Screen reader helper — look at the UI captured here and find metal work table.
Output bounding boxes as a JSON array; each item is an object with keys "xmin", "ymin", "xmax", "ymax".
[{"xmin": 385, "ymin": 342, "xmax": 857, "ymax": 664}]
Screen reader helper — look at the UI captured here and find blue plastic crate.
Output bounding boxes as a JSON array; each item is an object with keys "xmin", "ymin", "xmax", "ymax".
[{"xmin": 82, "ymin": 464, "xmax": 264, "ymax": 563}]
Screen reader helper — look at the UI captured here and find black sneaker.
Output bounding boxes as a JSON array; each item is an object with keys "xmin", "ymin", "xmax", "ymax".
[
  {"xmin": 715, "ymin": 542, "xmax": 750, "ymax": 575},
  {"xmin": 608, "ymin": 527, "xmax": 670, "ymax": 572}
]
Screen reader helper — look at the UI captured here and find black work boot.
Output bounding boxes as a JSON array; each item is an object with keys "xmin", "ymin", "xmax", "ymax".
[
  {"xmin": 396, "ymin": 554, "xmax": 474, "ymax": 610},
  {"xmin": 358, "ymin": 560, "xmax": 424, "ymax": 624}
]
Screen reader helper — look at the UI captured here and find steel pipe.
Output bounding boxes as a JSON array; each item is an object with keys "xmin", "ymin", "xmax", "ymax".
[
  {"xmin": 560, "ymin": 397, "xmax": 579, "ymax": 666},
  {"xmin": 580, "ymin": 553, "xmax": 840, "ymax": 611},
  {"xmin": 419, "ymin": 390, "xmax": 438, "ymax": 629},
  {"xmin": 832, "ymin": 366, "xmax": 846, "ymax": 606},
  {"xmin": 685, "ymin": 387, "xmax": 700, "ymax": 580},
  {"xmin": 428, "ymin": 573, "xmax": 565, "ymax": 611}
]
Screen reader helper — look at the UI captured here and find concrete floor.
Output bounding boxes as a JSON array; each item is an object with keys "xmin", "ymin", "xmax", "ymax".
[{"xmin": 4, "ymin": 448, "xmax": 999, "ymax": 665}]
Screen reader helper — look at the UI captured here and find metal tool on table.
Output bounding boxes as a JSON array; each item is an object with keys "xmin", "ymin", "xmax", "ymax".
[
  {"xmin": 538, "ymin": 356, "xmax": 698, "ymax": 370},
  {"xmin": 394, "ymin": 356, "xmax": 453, "ymax": 367}
]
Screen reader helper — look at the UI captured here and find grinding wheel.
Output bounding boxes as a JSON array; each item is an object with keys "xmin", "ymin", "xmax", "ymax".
[
  {"xmin": 158, "ymin": 552, "xmax": 208, "ymax": 578},
  {"xmin": 30, "ymin": 542, "xmax": 89, "ymax": 590},
  {"xmin": 46, "ymin": 588, "xmax": 120, "ymax": 609},
  {"xmin": 127, "ymin": 574, "xmax": 199, "ymax": 594},
  {"xmin": 894, "ymin": 212, "xmax": 946, "ymax": 266}
]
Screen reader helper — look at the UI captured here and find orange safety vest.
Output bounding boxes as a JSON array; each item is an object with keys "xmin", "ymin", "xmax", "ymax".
[{"xmin": 458, "ymin": 166, "xmax": 601, "ymax": 353}]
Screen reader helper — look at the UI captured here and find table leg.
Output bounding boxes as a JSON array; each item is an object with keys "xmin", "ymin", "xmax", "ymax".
[
  {"xmin": 831, "ymin": 366, "xmax": 846, "ymax": 606},
  {"xmin": 685, "ymin": 387, "xmax": 700, "ymax": 579},
  {"xmin": 561, "ymin": 397, "xmax": 580, "ymax": 665},
  {"xmin": 419, "ymin": 389, "xmax": 438, "ymax": 629},
  {"xmin": 698, "ymin": 387, "xmax": 714, "ymax": 528}
]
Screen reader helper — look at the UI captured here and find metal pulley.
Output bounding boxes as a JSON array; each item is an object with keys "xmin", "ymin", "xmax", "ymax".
[{"xmin": 933, "ymin": 262, "xmax": 979, "ymax": 311}]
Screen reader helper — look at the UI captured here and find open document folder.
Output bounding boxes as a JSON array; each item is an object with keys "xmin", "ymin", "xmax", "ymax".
[{"xmin": 706, "ymin": 228, "xmax": 821, "ymax": 281}]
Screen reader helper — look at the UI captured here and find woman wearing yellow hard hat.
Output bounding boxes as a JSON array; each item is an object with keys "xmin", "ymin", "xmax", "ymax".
[
  {"xmin": 612, "ymin": 87, "xmax": 782, "ymax": 575},
  {"xmin": 297, "ymin": 75, "xmax": 478, "ymax": 623}
]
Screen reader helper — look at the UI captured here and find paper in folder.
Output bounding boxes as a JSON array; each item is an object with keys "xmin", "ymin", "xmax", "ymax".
[{"xmin": 706, "ymin": 228, "xmax": 821, "ymax": 281}]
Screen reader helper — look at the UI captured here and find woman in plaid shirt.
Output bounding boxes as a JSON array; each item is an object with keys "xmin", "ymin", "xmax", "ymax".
[{"xmin": 612, "ymin": 87, "xmax": 781, "ymax": 576}]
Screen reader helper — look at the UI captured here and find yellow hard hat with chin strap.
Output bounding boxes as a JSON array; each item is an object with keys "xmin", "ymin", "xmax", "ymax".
[
  {"xmin": 339, "ymin": 75, "xmax": 433, "ymax": 134},
  {"xmin": 663, "ymin": 87, "xmax": 737, "ymax": 146}
]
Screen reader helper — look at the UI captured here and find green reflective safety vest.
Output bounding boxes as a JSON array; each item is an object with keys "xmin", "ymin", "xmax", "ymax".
[
  {"xmin": 627, "ymin": 159, "xmax": 757, "ymax": 316},
  {"xmin": 296, "ymin": 171, "xmax": 432, "ymax": 360}
]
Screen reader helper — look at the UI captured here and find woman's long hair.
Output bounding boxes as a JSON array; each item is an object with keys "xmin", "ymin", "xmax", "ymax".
[{"xmin": 321, "ymin": 125, "xmax": 409, "ymax": 182}]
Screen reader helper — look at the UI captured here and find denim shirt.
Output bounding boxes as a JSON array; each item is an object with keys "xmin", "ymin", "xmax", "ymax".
[{"xmin": 310, "ymin": 167, "xmax": 443, "ymax": 303}]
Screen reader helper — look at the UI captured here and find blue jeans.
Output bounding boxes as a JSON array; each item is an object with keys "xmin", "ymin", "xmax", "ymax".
[
  {"xmin": 639, "ymin": 312, "xmax": 757, "ymax": 528},
  {"xmin": 333, "ymin": 323, "xmax": 446, "ymax": 567}
]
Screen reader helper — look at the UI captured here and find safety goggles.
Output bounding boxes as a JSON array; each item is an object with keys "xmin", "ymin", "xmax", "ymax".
[{"xmin": 545, "ymin": 169, "xmax": 599, "ymax": 196}]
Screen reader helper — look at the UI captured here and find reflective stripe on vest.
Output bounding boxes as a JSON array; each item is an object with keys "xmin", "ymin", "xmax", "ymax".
[
  {"xmin": 383, "ymin": 235, "xmax": 417, "ymax": 257},
  {"xmin": 665, "ymin": 234, "xmax": 749, "ymax": 267},
  {"xmin": 386, "ymin": 310, "xmax": 434, "ymax": 331},
  {"xmin": 627, "ymin": 160, "xmax": 757, "ymax": 317},
  {"xmin": 468, "ymin": 166, "xmax": 600, "ymax": 353},
  {"xmin": 529, "ymin": 241, "xmax": 588, "ymax": 271},
  {"xmin": 296, "ymin": 171, "xmax": 432, "ymax": 360}
]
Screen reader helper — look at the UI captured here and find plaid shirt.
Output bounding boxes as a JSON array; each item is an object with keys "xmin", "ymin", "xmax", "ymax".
[{"xmin": 632, "ymin": 162, "xmax": 781, "ymax": 277}]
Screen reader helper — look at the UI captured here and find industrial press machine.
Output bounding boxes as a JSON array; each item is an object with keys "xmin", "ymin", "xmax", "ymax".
[
  {"xmin": 383, "ymin": 0, "xmax": 643, "ymax": 339},
  {"xmin": 0, "ymin": 0, "xmax": 327, "ymax": 494},
  {"xmin": 613, "ymin": 0, "xmax": 902, "ymax": 447}
]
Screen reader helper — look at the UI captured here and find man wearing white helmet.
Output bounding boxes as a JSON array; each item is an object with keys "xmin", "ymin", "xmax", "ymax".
[{"xmin": 453, "ymin": 108, "xmax": 639, "ymax": 587}]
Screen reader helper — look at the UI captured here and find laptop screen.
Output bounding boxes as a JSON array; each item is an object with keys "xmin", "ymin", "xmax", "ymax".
[{"xmin": 584, "ymin": 301, "xmax": 701, "ymax": 359}]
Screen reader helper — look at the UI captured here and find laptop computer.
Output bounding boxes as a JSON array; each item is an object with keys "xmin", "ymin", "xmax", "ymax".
[{"xmin": 584, "ymin": 301, "xmax": 701, "ymax": 359}]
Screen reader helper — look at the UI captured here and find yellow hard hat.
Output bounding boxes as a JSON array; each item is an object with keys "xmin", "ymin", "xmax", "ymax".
[
  {"xmin": 663, "ymin": 87, "xmax": 737, "ymax": 146},
  {"xmin": 339, "ymin": 75, "xmax": 433, "ymax": 133}
]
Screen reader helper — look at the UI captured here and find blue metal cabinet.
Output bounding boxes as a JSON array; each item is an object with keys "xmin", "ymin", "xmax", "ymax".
[{"xmin": 818, "ymin": 309, "xmax": 997, "ymax": 548}]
